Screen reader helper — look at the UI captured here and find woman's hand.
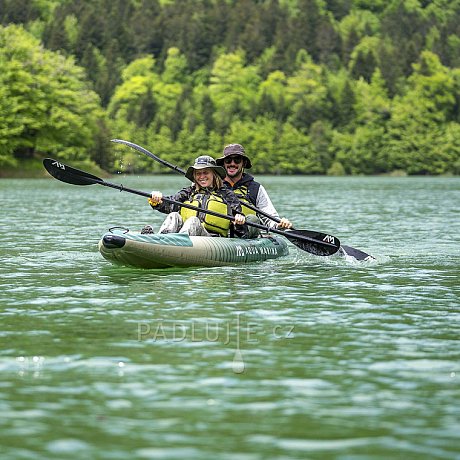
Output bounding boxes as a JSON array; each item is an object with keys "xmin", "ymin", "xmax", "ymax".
[
  {"xmin": 148, "ymin": 191, "xmax": 163, "ymax": 206},
  {"xmin": 234, "ymin": 213, "xmax": 246, "ymax": 225},
  {"xmin": 277, "ymin": 217, "xmax": 292, "ymax": 229}
]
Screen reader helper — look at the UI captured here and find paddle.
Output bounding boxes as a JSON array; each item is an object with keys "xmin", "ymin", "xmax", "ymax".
[
  {"xmin": 111, "ymin": 139, "xmax": 375, "ymax": 261},
  {"xmin": 111, "ymin": 139, "xmax": 343, "ymax": 251},
  {"xmin": 43, "ymin": 158, "xmax": 340, "ymax": 256},
  {"xmin": 112, "ymin": 138, "xmax": 278, "ymax": 219}
]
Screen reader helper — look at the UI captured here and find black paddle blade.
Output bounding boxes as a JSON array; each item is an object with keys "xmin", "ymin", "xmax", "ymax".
[
  {"xmin": 340, "ymin": 245, "xmax": 375, "ymax": 261},
  {"xmin": 43, "ymin": 158, "xmax": 102, "ymax": 186},
  {"xmin": 283, "ymin": 229, "xmax": 340, "ymax": 256}
]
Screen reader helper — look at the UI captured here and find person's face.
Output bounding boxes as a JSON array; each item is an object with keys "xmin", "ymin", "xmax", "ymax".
[
  {"xmin": 223, "ymin": 155, "xmax": 245, "ymax": 178},
  {"xmin": 194, "ymin": 168, "xmax": 213, "ymax": 187}
]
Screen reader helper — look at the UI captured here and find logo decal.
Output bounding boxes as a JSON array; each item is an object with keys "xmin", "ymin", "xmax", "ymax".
[
  {"xmin": 52, "ymin": 161, "xmax": 65, "ymax": 170},
  {"xmin": 323, "ymin": 235, "xmax": 335, "ymax": 244}
]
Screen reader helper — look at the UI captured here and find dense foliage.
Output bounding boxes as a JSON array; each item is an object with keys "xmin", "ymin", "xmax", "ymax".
[{"xmin": 1, "ymin": 0, "xmax": 459, "ymax": 175}]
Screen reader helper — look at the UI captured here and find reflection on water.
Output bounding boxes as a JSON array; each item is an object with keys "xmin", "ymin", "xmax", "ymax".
[{"xmin": 0, "ymin": 176, "xmax": 459, "ymax": 459}]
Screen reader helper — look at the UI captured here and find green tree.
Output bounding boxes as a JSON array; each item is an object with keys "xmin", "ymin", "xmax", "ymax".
[
  {"xmin": 348, "ymin": 36, "xmax": 380, "ymax": 81},
  {"xmin": 384, "ymin": 51, "xmax": 459, "ymax": 174},
  {"xmin": 286, "ymin": 51, "xmax": 331, "ymax": 131},
  {"xmin": 257, "ymin": 70, "xmax": 289, "ymax": 121},
  {"xmin": 278, "ymin": 122, "xmax": 319, "ymax": 173},
  {"xmin": 338, "ymin": 9, "xmax": 380, "ymax": 64},
  {"xmin": 181, "ymin": 85, "xmax": 215, "ymax": 135},
  {"xmin": 130, "ymin": 0, "xmax": 163, "ymax": 56},
  {"xmin": 224, "ymin": 116, "xmax": 317, "ymax": 174},
  {"xmin": 333, "ymin": 125, "xmax": 389, "ymax": 174},
  {"xmin": 108, "ymin": 56, "xmax": 159, "ymax": 126},
  {"xmin": 226, "ymin": 117, "xmax": 281, "ymax": 173},
  {"xmin": 380, "ymin": 0, "xmax": 427, "ymax": 80},
  {"xmin": 209, "ymin": 51, "xmax": 261, "ymax": 133},
  {"xmin": 1, "ymin": 0, "xmax": 41, "ymax": 24},
  {"xmin": 353, "ymin": 68, "xmax": 391, "ymax": 126},
  {"xmin": 0, "ymin": 24, "xmax": 105, "ymax": 166},
  {"xmin": 309, "ymin": 120, "xmax": 334, "ymax": 172},
  {"xmin": 284, "ymin": 0, "xmax": 338, "ymax": 63},
  {"xmin": 152, "ymin": 48, "xmax": 188, "ymax": 134},
  {"xmin": 330, "ymin": 69, "xmax": 391, "ymax": 174}
]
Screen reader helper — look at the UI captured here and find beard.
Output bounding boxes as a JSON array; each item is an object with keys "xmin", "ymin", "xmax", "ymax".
[{"xmin": 225, "ymin": 163, "xmax": 244, "ymax": 179}]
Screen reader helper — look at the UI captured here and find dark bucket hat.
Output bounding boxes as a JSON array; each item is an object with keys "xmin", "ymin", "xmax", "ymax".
[
  {"xmin": 185, "ymin": 155, "xmax": 227, "ymax": 182},
  {"xmin": 216, "ymin": 143, "xmax": 252, "ymax": 169}
]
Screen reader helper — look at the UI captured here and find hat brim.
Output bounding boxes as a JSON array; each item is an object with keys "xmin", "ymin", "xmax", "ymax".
[
  {"xmin": 185, "ymin": 164, "xmax": 227, "ymax": 182},
  {"xmin": 216, "ymin": 155, "xmax": 252, "ymax": 169}
]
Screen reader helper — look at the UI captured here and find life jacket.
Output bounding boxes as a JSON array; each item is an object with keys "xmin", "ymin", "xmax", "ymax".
[
  {"xmin": 225, "ymin": 174, "xmax": 260, "ymax": 216},
  {"xmin": 180, "ymin": 190, "xmax": 232, "ymax": 237}
]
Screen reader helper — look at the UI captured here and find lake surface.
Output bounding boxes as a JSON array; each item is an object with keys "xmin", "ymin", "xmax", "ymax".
[{"xmin": 0, "ymin": 175, "xmax": 459, "ymax": 459}]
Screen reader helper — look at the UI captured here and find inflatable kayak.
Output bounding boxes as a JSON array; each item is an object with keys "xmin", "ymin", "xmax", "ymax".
[{"xmin": 98, "ymin": 227, "xmax": 289, "ymax": 269}]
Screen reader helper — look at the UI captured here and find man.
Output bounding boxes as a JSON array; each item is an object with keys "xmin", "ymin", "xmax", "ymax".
[{"xmin": 216, "ymin": 143, "xmax": 292, "ymax": 236}]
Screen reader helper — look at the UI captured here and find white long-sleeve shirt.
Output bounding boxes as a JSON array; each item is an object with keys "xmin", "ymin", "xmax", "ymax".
[{"xmin": 255, "ymin": 184, "xmax": 281, "ymax": 229}]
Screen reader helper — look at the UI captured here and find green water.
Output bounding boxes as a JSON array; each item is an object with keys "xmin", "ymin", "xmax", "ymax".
[{"xmin": 1, "ymin": 175, "xmax": 459, "ymax": 459}]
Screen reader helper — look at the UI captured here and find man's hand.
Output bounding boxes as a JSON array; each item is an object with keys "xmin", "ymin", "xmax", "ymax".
[{"xmin": 277, "ymin": 217, "xmax": 292, "ymax": 229}]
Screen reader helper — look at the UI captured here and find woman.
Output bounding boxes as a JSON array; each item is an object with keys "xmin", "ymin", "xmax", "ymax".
[{"xmin": 141, "ymin": 156, "xmax": 248, "ymax": 238}]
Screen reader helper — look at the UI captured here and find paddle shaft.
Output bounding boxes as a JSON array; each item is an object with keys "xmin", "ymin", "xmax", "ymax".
[
  {"xmin": 112, "ymin": 139, "xmax": 293, "ymax": 223},
  {"xmin": 106, "ymin": 182, "xmax": 337, "ymax": 247}
]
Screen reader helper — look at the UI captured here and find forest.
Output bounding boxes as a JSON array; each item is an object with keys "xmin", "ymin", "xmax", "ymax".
[{"xmin": 1, "ymin": 0, "xmax": 459, "ymax": 175}]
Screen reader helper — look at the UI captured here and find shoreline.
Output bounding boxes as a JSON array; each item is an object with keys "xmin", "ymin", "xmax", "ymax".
[{"xmin": 0, "ymin": 159, "xmax": 457, "ymax": 179}]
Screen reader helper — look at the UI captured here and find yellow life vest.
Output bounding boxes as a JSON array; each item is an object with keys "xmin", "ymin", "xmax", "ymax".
[
  {"xmin": 233, "ymin": 186, "xmax": 257, "ymax": 216},
  {"xmin": 180, "ymin": 191, "xmax": 232, "ymax": 237}
]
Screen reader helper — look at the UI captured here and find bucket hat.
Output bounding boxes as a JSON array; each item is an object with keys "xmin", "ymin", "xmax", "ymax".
[
  {"xmin": 216, "ymin": 143, "xmax": 252, "ymax": 169},
  {"xmin": 185, "ymin": 155, "xmax": 227, "ymax": 181}
]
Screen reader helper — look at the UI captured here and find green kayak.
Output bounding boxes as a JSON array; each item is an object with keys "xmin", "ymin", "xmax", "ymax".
[{"xmin": 98, "ymin": 228, "xmax": 289, "ymax": 269}]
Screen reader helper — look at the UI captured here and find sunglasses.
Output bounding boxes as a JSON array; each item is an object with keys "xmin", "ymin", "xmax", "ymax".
[{"xmin": 224, "ymin": 156, "xmax": 243, "ymax": 165}]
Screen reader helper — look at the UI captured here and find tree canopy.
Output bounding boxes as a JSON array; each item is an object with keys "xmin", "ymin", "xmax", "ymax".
[{"xmin": 1, "ymin": 0, "xmax": 459, "ymax": 175}]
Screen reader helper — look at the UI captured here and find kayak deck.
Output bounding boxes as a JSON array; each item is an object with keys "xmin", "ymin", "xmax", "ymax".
[{"xmin": 98, "ymin": 228, "xmax": 289, "ymax": 269}]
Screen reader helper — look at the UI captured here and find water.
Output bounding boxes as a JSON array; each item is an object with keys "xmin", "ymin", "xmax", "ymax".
[{"xmin": 0, "ymin": 175, "xmax": 459, "ymax": 459}]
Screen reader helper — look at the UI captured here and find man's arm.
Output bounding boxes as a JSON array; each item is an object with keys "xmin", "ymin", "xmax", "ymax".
[{"xmin": 255, "ymin": 185, "xmax": 280, "ymax": 229}]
